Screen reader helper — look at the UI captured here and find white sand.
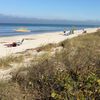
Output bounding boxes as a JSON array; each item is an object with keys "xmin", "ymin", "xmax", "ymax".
[{"xmin": 0, "ymin": 27, "xmax": 99, "ymax": 58}]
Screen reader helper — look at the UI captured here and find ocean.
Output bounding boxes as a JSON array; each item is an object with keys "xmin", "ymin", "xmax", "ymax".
[{"xmin": 0, "ymin": 23, "xmax": 99, "ymax": 36}]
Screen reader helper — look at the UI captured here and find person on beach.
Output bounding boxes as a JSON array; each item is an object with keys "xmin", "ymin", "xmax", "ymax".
[
  {"xmin": 64, "ymin": 28, "xmax": 75, "ymax": 36},
  {"xmin": 70, "ymin": 28, "xmax": 75, "ymax": 34},
  {"xmin": 63, "ymin": 29, "xmax": 71, "ymax": 36},
  {"xmin": 4, "ymin": 39, "xmax": 24, "ymax": 47},
  {"xmin": 64, "ymin": 31, "xmax": 70, "ymax": 36}
]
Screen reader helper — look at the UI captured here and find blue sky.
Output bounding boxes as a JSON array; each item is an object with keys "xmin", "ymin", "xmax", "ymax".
[{"xmin": 0, "ymin": 0, "xmax": 100, "ymax": 20}]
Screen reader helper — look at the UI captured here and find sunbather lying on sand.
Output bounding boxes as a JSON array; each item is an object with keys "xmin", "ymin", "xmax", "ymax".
[{"xmin": 4, "ymin": 39, "xmax": 24, "ymax": 47}]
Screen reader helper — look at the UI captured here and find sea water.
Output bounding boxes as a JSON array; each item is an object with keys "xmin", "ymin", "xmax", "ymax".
[{"xmin": 0, "ymin": 23, "xmax": 99, "ymax": 36}]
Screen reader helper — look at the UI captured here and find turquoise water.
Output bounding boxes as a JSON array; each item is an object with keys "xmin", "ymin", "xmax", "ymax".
[{"xmin": 0, "ymin": 23, "xmax": 99, "ymax": 36}]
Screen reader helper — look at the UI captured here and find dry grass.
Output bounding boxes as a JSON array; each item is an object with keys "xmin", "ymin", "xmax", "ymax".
[
  {"xmin": 0, "ymin": 82, "xmax": 23, "ymax": 100},
  {"xmin": 37, "ymin": 43, "xmax": 57, "ymax": 52},
  {"xmin": 0, "ymin": 31, "xmax": 100, "ymax": 99},
  {"xmin": 0, "ymin": 55, "xmax": 24, "ymax": 68}
]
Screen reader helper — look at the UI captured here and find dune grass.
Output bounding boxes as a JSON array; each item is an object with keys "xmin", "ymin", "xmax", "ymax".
[
  {"xmin": 37, "ymin": 43, "xmax": 57, "ymax": 52},
  {"xmin": 0, "ymin": 31, "xmax": 100, "ymax": 99},
  {"xmin": 0, "ymin": 55, "xmax": 24, "ymax": 68},
  {"xmin": 0, "ymin": 82, "xmax": 23, "ymax": 100}
]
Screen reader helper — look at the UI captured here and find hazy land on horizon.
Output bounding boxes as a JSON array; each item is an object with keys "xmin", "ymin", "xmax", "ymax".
[{"xmin": 0, "ymin": 14, "xmax": 100, "ymax": 25}]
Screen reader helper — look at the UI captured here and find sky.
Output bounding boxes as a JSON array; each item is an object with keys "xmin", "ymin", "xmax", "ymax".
[{"xmin": 0, "ymin": 0, "xmax": 100, "ymax": 21}]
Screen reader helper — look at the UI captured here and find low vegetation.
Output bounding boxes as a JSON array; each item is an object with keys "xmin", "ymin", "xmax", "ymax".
[
  {"xmin": 0, "ymin": 55, "xmax": 24, "ymax": 68},
  {"xmin": 0, "ymin": 82, "xmax": 23, "ymax": 100},
  {"xmin": 37, "ymin": 43, "xmax": 57, "ymax": 52},
  {"xmin": 0, "ymin": 32, "xmax": 100, "ymax": 100}
]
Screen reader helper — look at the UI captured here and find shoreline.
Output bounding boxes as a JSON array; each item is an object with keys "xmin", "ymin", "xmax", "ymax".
[
  {"xmin": 0, "ymin": 30, "xmax": 62, "ymax": 37},
  {"xmin": 0, "ymin": 27, "xmax": 99, "ymax": 58}
]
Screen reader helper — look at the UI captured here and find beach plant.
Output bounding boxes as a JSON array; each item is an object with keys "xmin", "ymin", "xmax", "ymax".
[
  {"xmin": 11, "ymin": 31, "xmax": 100, "ymax": 99},
  {"xmin": 0, "ymin": 55, "xmax": 24, "ymax": 68},
  {"xmin": 0, "ymin": 82, "xmax": 23, "ymax": 100},
  {"xmin": 37, "ymin": 43, "xmax": 57, "ymax": 52},
  {"xmin": 0, "ymin": 31, "xmax": 100, "ymax": 100}
]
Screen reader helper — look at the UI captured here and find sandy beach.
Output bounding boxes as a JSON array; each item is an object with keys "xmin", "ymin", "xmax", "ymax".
[{"xmin": 0, "ymin": 27, "xmax": 99, "ymax": 58}]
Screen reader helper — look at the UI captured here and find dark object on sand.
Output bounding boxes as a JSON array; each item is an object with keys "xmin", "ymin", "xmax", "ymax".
[
  {"xmin": 83, "ymin": 29, "xmax": 87, "ymax": 33},
  {"xmin": 83, "ymin": 30, "xmax": 87, "ymax": 33},
  {"xmin": 63, "ymin": 30, "xmax": 66, "ymax": 34},
  {"xmin": 4, "ymin": 39, "xmax": 24, "ymax": 47},
  {"xmin": 5, "ymin": 42, "xmax": 17, "ymax": 47},
  {"xmin": 97, "ymin": 29, "xmax": 100, "ymax": 32}
]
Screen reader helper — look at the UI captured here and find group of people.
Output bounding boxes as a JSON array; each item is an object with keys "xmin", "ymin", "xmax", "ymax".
[
  {"xmin": 63, "ymin": 28, "xmax": 87, "ymax": 36},
  {"xmin": 63, "ymin": 29, "xmax": 75, "ymax": 36}
]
